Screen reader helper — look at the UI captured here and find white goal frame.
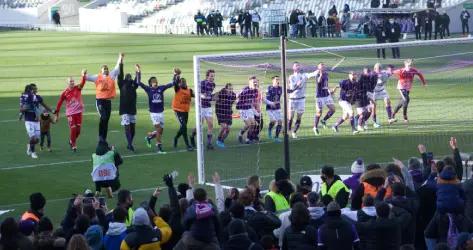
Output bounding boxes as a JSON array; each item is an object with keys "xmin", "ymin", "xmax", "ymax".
[{"xmin": 193, "ymin": 36, "xmax": 473, "ymax": 185}]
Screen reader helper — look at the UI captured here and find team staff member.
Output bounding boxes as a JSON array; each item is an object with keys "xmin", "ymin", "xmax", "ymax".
[
  {"xmin": 118, "ymin": 60, "xmax": 139, "ymax": 152},
  {"xmin": 55, "ymin": 72, "xmax": 86, "ymax": 152},
  {"xmin": 171, "ymin": 68, "xmax": 194, "ymax": 151},
  {"xmin": 320, "ymin": 165, "xmax": 350, "ymax": 208},
  {"xmin": 84, "ymin": 53, "xmax": 123, "ymax": 142}
]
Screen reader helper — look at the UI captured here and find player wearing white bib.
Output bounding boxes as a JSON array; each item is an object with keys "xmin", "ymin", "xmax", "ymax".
[
  {"xmin": 372, "ymin": 63, "xmax": 395, "ymax": 126},
  {"xmin": 288, "ymin": 62, "xmax": 318, "ymax": 139}
]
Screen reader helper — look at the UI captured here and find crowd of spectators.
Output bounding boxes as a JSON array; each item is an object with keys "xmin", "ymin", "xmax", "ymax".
[{"xmin": 2, "ymin": 136, "xmax": 473, "ymax": 250}]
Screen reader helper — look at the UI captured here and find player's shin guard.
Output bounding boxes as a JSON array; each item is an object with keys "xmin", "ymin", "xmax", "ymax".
[
  {"xmin": 275, "ymin": 124, "xmax": 282, "ymax": 138},
  {"xmin": 294, "ymin": 118, "xmax": 301, "ymax": 133},
  {"xmin": 386, "ymin": 106, "xmax": 393, "ymax": 119},
  {"xmin": 323, "ymin": 110, "xmax": 335, "ymax": 122}
]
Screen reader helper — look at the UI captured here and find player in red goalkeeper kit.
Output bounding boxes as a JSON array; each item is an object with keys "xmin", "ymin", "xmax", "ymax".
[
  {"xmin": 54, "ymin": 71, "xmax": 86, "ymax": 151},
  {"xmin": 391, "ymin": 59, "xmax": 427, "ymax": 123}
]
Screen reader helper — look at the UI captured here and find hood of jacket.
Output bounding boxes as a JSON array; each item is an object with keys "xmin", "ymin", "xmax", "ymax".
[
  {"xmin": 106, "ymin": 222, "xmax": 127, "ymax": 236},
  {"xmin": 360, "ymin": 168, "xmax": 387, "ymax": 187},
  {"xmin": 308, "ymin": 207, "xmax": 325, "ymax": 220},
  {"xmin": 361, "ymin": 206, "xmax": 377, "ymax": 217}
]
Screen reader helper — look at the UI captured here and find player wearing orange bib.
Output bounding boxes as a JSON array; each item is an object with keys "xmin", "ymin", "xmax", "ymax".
[{"xmin": 172, "ymin": 68, "xmax": 194, "ymax": 151}]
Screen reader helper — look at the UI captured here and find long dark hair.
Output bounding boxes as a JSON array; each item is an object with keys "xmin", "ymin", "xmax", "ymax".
[{"xmin": 0, "ymin": 217, "xmax": 20, "ymax": 249}]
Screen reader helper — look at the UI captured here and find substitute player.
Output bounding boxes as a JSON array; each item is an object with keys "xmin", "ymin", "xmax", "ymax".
[
  {"xmin": 372, "ymin": 63, "xmax": 395, "ymax": 126},
  {"xmin": 171, "ymin": 68, "xmax": 195, "ymax": 151},
  {"xmin": 215, "ymin": 83, "xmax": 236, "ymax": 148},
  {"xmin": 313, "ymin": 63, "xmax": 337, "ymax": 136},
  {"xmin": 54, "ymin": 72, "xmax": 86, "ymax": 152},
  {"xmin": 288, "ymin": 62, "xmax": 318, "ymax": 138},
  {"xmin": 190, "ymin": 69, "xmax": 217, "ymax": 150},
  {"xmin": 392, "ymin": 59, "xmax": 427, "ymax": 123},
  {"xmin": 118, "ymin": 61, "xmax": 139, "ymax": 152},
  {"xmin": 84, "ymin": 53, "xmax": 123, "ymax": 142},
  {"xmin": 138, "ymin": 65, "xmax": 174, "ymax": 154},
  {"xmin": 20, "ymin": 84, "xmax": 53, "ymax": 159},
  {"xmin": 266, "ymin": 76, "xmax": 283, "ymax": 142},
  {"xmin": 332, "ymin": 71, "xmax": 357, "ymax": 133},
  {"xmin": 237, "ymin": 76, "xmax": 259, "ymax": 144}
]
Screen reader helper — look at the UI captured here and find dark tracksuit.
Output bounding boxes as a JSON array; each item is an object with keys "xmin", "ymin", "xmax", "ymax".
[
  {"xmin": 386, "ymin": 22, "xmax": 401, "ymax": 59},
  {"xmin": 118, "ymin": 63, "xmax": 138, "ymax": 147}
]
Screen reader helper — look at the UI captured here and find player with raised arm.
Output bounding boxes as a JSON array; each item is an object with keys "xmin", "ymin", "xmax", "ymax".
[
  {"xmin": 266, "ymin": 76, "xmax": 283, "ymax": 142},
  {"xmin": 215, "ymin": 83, "xmax": 236, "ymax": 148},
  {"xmin": 313, "ymin": 63, "xmax": 337, "ymax": 136},
  {"xmin": 20, "ymin": 84, "xmax": 53, "ymax": 159},
  {"xmin": 54, "ymin": 72, "xmax": 86, "ymax": 152},
  {"xmin": 84, "ymin": 53, "xmax": 123, "ymax": 142},
  {"xmin": 138, "ymin": 65, "xmax": 175, "ymax": 154},
  {"xmin": 171, "ymin": 68, "xmax": 195, "ymax": 151},
  {"xmin": 236, "ymin": 76, "xmax": 259, "ymax": 144},
  {"xmin": 332, "ymin": 71, "xmax": 357, "ymax": 134},
  {"xmin": 392, "ymin": 59, "xmax": 427, "ymax": 123},
  {"xmin": 190, "ymin": 69, "xmax": 217, "ymax": 150},
  {"xmin": 117, "ymin": 60, "xmax": 139, "ymax": 152},
  {"xmin": 372, "ymin": 63, "xmax": 395, "ymax": 126},
  {"xmin": 288, "ymin": 62, "xmax": 318, "ymax": 139}
]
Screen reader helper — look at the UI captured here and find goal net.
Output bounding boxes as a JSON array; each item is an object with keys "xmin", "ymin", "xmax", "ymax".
[{"xmin": 193, "ymin": 37, "xmax": 473, "ymax": 188}]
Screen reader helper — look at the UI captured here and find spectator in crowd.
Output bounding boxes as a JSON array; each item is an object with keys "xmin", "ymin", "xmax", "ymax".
[
  {"xmin": 237, "ymin": 10, "xmax": 244, "ymax": 36},
  {"xmin": 281, "ymin": 202, "xmax": 317, "ymax": 250},
  {"xmin": 435, "ymin": 0, "xmax": 442, "ymax": 8},
  {"xmin": 20, "ymin": 192, "xmax": 46, "ymax": 231},
  {"xmin": 92, "ymin": 141, "xmax": 123, "ymax": 198},
  {"xmin": 297, "ymin": 10, "xmax": 307, "ymax": 38},
  {"xmin": 383, "ymin": 0, "xmax": 391, "ymax": 8},
  {"xmin": 434, "ymin": 11, "xmax": 444, "ymax": 39},
  {"xmin": 408, "ymin": 157, "xmax": 424, "ymax": 190},
  {"xmin": 85, "ymin": 225, "xmax": 103, "ymax": 250},
  {"xmin": 121, "ymin": 207, "xmax": 172, "ymax": 249},
  {"xmin": 461, "ymin": 8, "xmax": 470, "ymax": 35},
  {"xmin": 0, "ymin": 217, "xmax": 34, "ymax": 249},
  {"xmin": 103, "ymin": 207, "xmax": 128, "ymax": 250},
  {"xmin": 351, "ymin": 164, "xmax": 390, "ymax": 210},
  {"xmin": 223, "ymin": 219, "xmax": 264, "ymax": 250},
  {"xmin": 464, "ymin": 167, "xmax": 473, "ymax": 223},
  {"xmin": 207, "ymin": 11, "xmax": 216, "ymax": 36},
  {"xmin": 215, "ymin": 10, "xmax": 223, "ymax": 36},
  {"xmin": 307, "ymin": 11, "xmax": 318, "ymax": 38},
  {"xmin": 374, "ymin": 20, "xmax": 387, "ymax": 59},
  {"xmin": 33, "ymin": 217, "xmax": 66, "ymax": 249},
  {"xmin": 317, "ymin": 201, "xmax": 361, "ymax": 250},
  {"xmin": 386, "ymin": 18, "xmax": 401, "ymax": 59},
  {"xmin": 356, "ymin": 201, "xmax": 403, "ymax": 250},
  {"xmin": 247, "ymin": 175, "xmax": 263, "ymax": 210},
  {"xmin": 427, "ymin": 0, "xmax": 435, "ymax": 8},
  {"xmin": 442, "ymin": 12, "xmax": 450, "ymax": 37},
  {"xmin": 413, "ymin": 13, "xmax": 422, "ymax": 40},
  {"xmin": 328, "ymin": 5, "xmax": 338, "ymax": 17},
  {"xmin": 273, "ymin": 192, "xmax": 306, "ymax": 246},
  {"xmin": 252, "ymin": 11, "xmax": 261, "ymax": 38},
  {"xmin": 289, "ymin": 9, "xmax": 299, "ymax": 39},
  {"xmin": 435, "ymin": 165, "xmax": 465, "ymax": 214},
  {"xmin": 265, "ymin": 168, "xmax": 293, "ymax": 214},
  {"xmin": 194, "ymin": 11, "xmax": 205, "ymax": 36},
  {"xmin": 67, "ymin": 234, "xmax": 89, "ymax": 250},
  {"xmin": 343, "ymin": 158, "xmax": 365, "ymax": 192},
  {"xmin": 357, "ymin": 196, "xmax": 376, "ymax": 222},
  {"xmin": 424, "ymin": 9, "xmax": 433, "ymax": 40},
  {"xmin": 320, "ymin": 165, "xmax": 349, "ymax": 208},
  {"xmin": 244, "ymin": 10, "xmax": 253, "ymax": 38},
  {"xmin": 307, "ymin": 192, "xmax": 326, "ymax": 228},
  {"xmin": 341, "ymin": 12, "xmax": 350, "ymax": 32},
  {"xmin": 456, "ymin": 232, "xmax": 473, "ymax": 250},
  {"xmin": 343, "ymin": 4, "xmax": 350, "ymax": 14},
  {"xmin": 327, "ymin": 14, "xmax": 336, "ymax": 37},
  {"xmin": 297, "ymin": 176, "xmax": 313, "ymax": 196},
  {"xmin": 318, "ymin": 14, "xmax": 327, "ymax": 37},
  {"xmin": 424, "ymin": 209, "xmax": 473, "ymax": 249}
]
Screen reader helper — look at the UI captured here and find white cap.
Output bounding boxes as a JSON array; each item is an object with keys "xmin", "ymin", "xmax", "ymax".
[{"xmin": 351, "ymin": 158, "xmax": 365, "ymax": 174}]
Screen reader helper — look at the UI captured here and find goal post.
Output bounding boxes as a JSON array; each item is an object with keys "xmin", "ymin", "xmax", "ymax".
[{"xmin": 193, "ymin": 37, "xmax": 473, "ymax": 186}]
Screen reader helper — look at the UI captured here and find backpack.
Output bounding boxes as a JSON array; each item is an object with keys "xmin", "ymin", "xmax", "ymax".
[{"xmin": 447, "ymin": 213, "xmax": 459, "ymax": 248}]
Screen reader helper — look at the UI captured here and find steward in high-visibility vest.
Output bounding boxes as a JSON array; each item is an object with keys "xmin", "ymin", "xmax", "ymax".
[
  {"xmin": 350, "ymin": 167, "xmax": 392, "ymax": 210},
  {"xmin": 264, "ymin": 168, "xmax": 294, "ymax": 214},
  {"xmin": 320, "ymin": 166, "xmax": 350, "ymax": 208},
  {"xmin": 92, "ymin": 140, "xmax": 122, "ymax": 198}
]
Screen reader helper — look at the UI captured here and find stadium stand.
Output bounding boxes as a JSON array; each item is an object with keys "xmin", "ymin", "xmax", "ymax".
[{"xmin": 0, "ymin": 0, "xmax": 44, "ymax": 9}]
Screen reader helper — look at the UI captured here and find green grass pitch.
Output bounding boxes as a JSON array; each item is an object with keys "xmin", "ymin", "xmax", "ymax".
[{"xmin": 0, "ymin": 31, "xmax": 472, "ymax": 225}]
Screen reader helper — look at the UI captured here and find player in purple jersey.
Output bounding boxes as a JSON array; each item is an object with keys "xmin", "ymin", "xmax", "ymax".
[
  {"xmin": 313, "ymin": 63, "xmax": 337, "ymax": 136},
  {"xmin": 215, "ymin": 83, "xmax": 237, "ymax": 148},
  {"xmin": 266, "ymin": 76, "xmax": 283, "ymax": 142},
  {"xmin": 190, "ymin": 69, "xmax": 217, "ymax": 150},
  {"xmin": 138, "ymin": 65, "xmax": 175, "ymax": 154},
  {"xmin": 20, "ymin": 84, "xmax": 53, "ymax": 159},
  {"xmin": 353, "ymin": 69, "xmax": 373, "ymax": 132},
  {"xmin": 332, "ymin": 72, "xmax": 357, "ymax": 133},
  {"xmin": 236, "ymin": 76, "xmax": 259, "ymax": 144}
]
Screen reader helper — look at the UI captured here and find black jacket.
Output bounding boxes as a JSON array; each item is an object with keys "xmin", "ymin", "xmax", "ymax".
[
  {"xmin": 318, "ymin": 16, "xmax": 326, "ymax": 27},
  {"xmin": 464, "ymin": 179, "xmax": 473, "ymax": 223},
  {"xmin": 415, "ymin": 183, "xmax": 436, "ymax": 250},
  {"xmin": 374, "ymin": 24, "xmax": 387, "ymax": 43},
  {"xmin": 118, "ymin": 63, "xmax": 138, "ymax": 115},
  {"xmin": 356, "ymin": 217, "xmax": 402, "ymax": 250},
  {"xmin": 318, "ymin": 216, "xmax": 360, "ymax": 250},
  {"xmin": 386, "ymin": 22, "xmax": 401, "ymax": 42},
  {"xmin": 161, "ymin": 186, "xmax": 185, "ymax": 250},
  {"xmin": 289, "ymin": 11, "xmax": 298, "ymax": 25},
  {"xmin": 385, "ymin": 195, "xmax": 419, "ymax": 245},
  {"xmin": 282, "ymin": 225, "xmax": 317, "ymax": 250},
  {"xmin": 223, "ymin": 234, "xmax": 264, "ymax": 250},
  {"xmin": 244, "ymin": 12, "xmax": 252, "ymax": 27},
  {"xmin": 461, "ymin": 10, "xmax": 471, "ymax": 21},
  {"xmin": 425, "ymin": 212, "xmax": 473, "ymax": 243},
  {"xmin": 244, "ymin": 209, "xmax": 281, "ymax": 239}
]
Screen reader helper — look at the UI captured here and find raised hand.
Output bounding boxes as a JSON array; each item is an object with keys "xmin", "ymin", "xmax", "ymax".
[
  {"xmin": 393, "ymin": 157, "xmax": 405, "ymax": 169},
  {"xmin": 153, "ymin": 187, "xmax": 161, "ymax": 198},
  {"xmin": 135, "ymin": 64, "xmax": 141, "ymax": 72},
  {"xmin": 174, "ymin": 67, "xmax": 182, "ymax": 76},
  {"xmin": 81, "ymin": 69, "xmax": 87, "ymax": 77},
  {"xmin": 449, "ymin": 137, "xmax": 457, "ymax": 150},
  {"xmin": 188, "ymin": 173, "xmax": 195, "ymax": 187}
]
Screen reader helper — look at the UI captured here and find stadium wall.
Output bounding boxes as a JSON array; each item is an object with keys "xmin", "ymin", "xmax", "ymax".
[
  {"xmin": 79, "ymin": 8, "xmax": 128, "ymax": 32},
  {"xmin": 0, "ymin": 8, "xmax": 39, "ymax": 25},
  {"xmin": 442, "ymin": 0, "xmax": 473, "ymax": 33}
]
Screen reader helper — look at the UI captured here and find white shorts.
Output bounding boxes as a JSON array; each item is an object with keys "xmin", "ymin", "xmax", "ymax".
[
  {"xmin": 289, "ymin": 99, "xmax": 305, "ymax": 114},
  {"xmin": 267, "ymin": 109, "xmax": 282, "ymax": 121},
  {"xmin": 373, "ymin": 89, "xmax": 390, "ymax": 100},
  {"xmin": 200, "ymin": 107, "xmax": 213, "ymax": 119},
  {"xmin": 356, "ymin": 106, "xmax": 369, "ymax": 114},
  {"xmin": 150, "ymin": 112, "xmax": 164, "ymax": 126},
  {"xmin": 25, "ymin": 121, "xmax": 40, "ymax": 138},
  {"xmin": 339, "ymin": 101, "xmax": 353, "ymax": 117},
  {"xmin": 367, "ymin": 92, "xmax": 375, "ymax": 101},
  {"xmin": 239, "ymin": 109, "xmax": 255, "ymax": 121},
  {"xmin": 120, "ymin": 114, "xmax": 136, "ymax": 126},
  {"xmin": 316, "ymin": 96, "xmax": 335, "ymax": 110}
]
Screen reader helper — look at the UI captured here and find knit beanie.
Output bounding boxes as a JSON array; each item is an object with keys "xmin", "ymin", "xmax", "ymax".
[
  {"xmin": 351, "ymin": 158, "xmax": 365, "ymax": 174},
  {"xmin": 275, "ymin": 168, "xmax": 289, "ymax": 182},
  {"xmin": 133, "ymin": 207, "xmax": 151, "ymax": 226}
]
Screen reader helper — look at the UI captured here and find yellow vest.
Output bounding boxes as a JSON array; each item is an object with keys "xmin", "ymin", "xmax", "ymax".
[
  {"xmin": 320, "ymin": 180, "xmax": 349, "ymax": 200},
  {"xmin": 265, "ymin": 191, "xmax": 290, "ymax": 214}
]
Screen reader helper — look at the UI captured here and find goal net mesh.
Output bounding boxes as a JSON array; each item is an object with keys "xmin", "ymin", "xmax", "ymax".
[{"xmin": 194, "ymin": 38, "xmax": 473, "ymax": 188}]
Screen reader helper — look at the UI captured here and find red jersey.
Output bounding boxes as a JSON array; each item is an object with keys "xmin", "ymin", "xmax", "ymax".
[
  {"xmin": 393, "ymin": 67, "xmax": 426, "ymax": 91},
  {"xmin": 56, "ymin": 76, "xmax": 86, "ymax": 116}
]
